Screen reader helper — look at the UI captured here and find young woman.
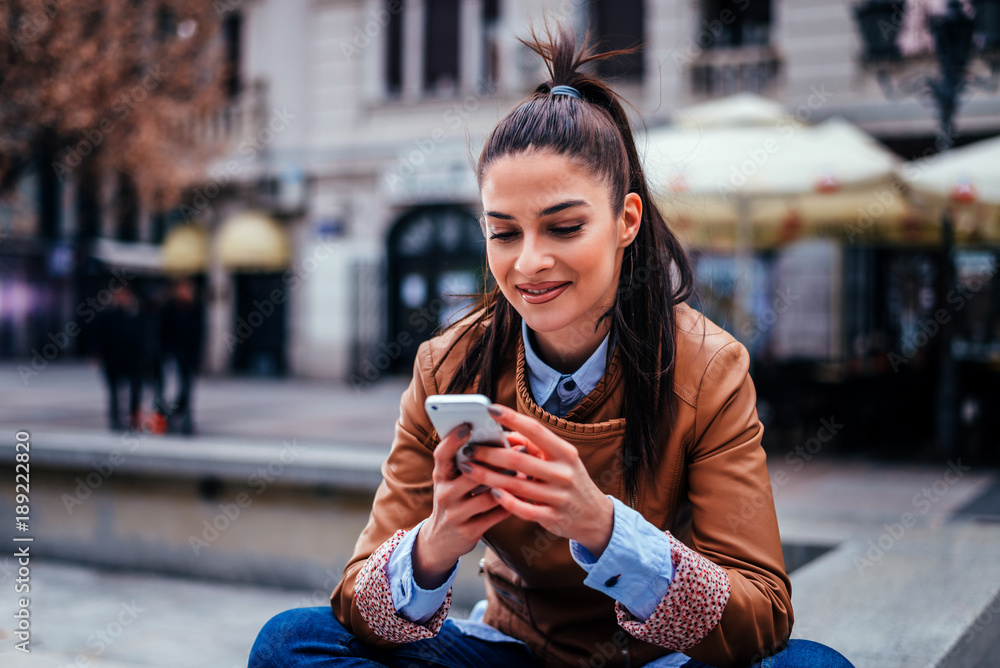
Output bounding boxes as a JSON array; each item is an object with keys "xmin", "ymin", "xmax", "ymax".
[{"xmin": 250, "ymin": 29, "xmax": 853, "ymax": 668}]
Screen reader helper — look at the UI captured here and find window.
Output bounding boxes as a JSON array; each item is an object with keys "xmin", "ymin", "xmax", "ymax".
[
  {"xmin": 701, "ymin": 0, "xmax": 772, "ymax": 50},
  {"xmin": 591, "ymin": 0, "xmax": 645, "ymax": 80},
  {"xmin": 483, "ymin": 0, "xmax": 500, "ymax": 88},
  {"xmin": 690, "ymin": 0, "xmax": 780, "ymax": 95},
  {"xmin": 383, "ymin": 0, "xmax": 500, "ymax": 99},
  {"xmin": 222, "ymin": 12, "xmax": 242, "ymax": 99},
  {"xmin": 385, "ymin": 3, "xmax": 404, "ymax": 96},
  {"xmin": 424, "ymin": 0, "xmax": 460, "ymax": 94}
]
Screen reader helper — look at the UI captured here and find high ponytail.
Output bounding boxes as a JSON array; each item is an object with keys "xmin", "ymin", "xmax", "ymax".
[{"xmin": 438, "ymin": 25, "xmax": 694, "ymax": 505}]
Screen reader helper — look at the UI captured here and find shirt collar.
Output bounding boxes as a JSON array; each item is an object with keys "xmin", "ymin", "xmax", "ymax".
[{"xmin": 521, "ymin": 319, "xmax": 610, "ymax": 412}]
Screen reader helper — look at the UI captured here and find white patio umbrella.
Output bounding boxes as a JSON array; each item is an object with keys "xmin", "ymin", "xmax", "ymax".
[
  {"xmin": 902, "ymin": 134, "xmax": 1000, "ymax": 244},
  {"xmin": 641, "ymin": 94, "xmax": 929, "ymax": 349},
  {"xmin": 641, "ymin": 96, "xmax": 922, "ymax": 250}
]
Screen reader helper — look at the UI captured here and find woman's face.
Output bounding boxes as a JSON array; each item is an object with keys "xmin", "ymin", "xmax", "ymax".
[{"xmin": 480, "ymin": 149, "xmax": 641, "ymax": 367}]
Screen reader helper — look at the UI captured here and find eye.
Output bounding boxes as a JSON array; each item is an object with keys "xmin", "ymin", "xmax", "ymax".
[
  {"xmin": 489, "ymin": 230, "xmax": 519, "ymax": 242},
  {"xmin": 551, "ymin": 223, "xmax": 584, "ymax": 236}
]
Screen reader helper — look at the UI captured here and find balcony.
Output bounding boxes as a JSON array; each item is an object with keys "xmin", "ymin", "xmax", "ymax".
[
  {"xmin": 689, "ymin": 45, "xmax": 783, "ymax": 98},
  {"xmin": 177, "ymin": 79, "xmax": 269, "ymax": 156}
]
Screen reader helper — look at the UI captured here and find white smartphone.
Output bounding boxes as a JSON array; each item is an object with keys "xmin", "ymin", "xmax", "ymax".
[
  {"xmin": 424, "ymin": 394, "xmax": 511, "ymax": 449},
  {"xmin": 424, "ymin": 394, "xmax": 514, "ymax": 495}
]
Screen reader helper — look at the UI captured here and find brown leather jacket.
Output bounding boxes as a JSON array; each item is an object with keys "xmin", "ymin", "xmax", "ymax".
[{"xmin": 332, "ymin": 303, "xmax": 793, "ymax": 668}]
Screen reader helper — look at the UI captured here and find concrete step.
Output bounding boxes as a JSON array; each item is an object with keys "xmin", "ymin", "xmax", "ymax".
[
  {"xmin": 1, "ymin": 427, "xmax": 388, "ymax": 491},
  {"xmin": 5, "ymin": 426, "xmax": 999, "ymax": 668},
  {"xmin": 790, "ymin": 521, "xmax": 1000, "ymax": 668}
]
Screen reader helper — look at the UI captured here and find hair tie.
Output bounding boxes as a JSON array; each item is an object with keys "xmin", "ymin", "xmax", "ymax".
[{"xmin": 550, "ymin": 85, "xmax": 582, "ymax": 100}]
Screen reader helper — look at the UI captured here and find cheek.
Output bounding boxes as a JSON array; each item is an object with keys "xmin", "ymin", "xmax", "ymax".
[
  {"xmin": 485, "ymin": 248, "xmax": 500, "ymax": 274},
  {"xmin": 579, "ymin": 239, "xmax": 616, "ymax": 280},
  {"xmin": 486, "ymin": 247, "xmax": 512, "ymax": 284}
]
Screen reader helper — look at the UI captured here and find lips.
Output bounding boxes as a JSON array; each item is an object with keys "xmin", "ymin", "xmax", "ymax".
[{"xmin": 516, "ymin": 281, "xmax": 570, "ymax": 305}]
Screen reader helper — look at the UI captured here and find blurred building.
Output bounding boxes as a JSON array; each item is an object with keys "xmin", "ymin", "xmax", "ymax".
[{"xmin": 2, "ymin": 0, "xmax": 998, "ymax": 426}]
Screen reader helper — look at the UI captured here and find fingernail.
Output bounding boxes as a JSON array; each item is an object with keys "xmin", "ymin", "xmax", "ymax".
[
  {"xmin": 488, "ymin": 404, "xmax": 503, "ymax": 417},
  {"xmin": 462, "ymin": 444, "xmax": 477, "ymax": 457},
  {"xmin": 490, "ymin": 488, "xmax": 502, "ymax": 499},
  {"xmin": 458, "ymin": 461, "xmax": 473, "ymax": 474},
  {"xmin": 456, "ymin": 424, "xmax": 471, "ymax": 439}
]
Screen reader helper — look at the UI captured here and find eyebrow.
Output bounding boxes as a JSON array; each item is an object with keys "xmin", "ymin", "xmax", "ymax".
[{"xmin": 484, "ymin": 199, "xmax": 588, "ymax": 221}]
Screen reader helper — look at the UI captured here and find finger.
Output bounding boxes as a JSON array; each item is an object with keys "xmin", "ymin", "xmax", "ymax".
[
  {"xmin": 472, "ymin": 444, "xmax": 560, "ymax": 481},
  {"xmin": 440, "ymin": 463, "xmax": 492, "ymax": 500},
  {"xmin": 489, "ymin": 487, "xmax": 554, "ymax": 525},
  {"xmin": 503, "ymin": 432, "xmax": 545, "ymax": 459},
  {"xmin": 464, "ymin": 504, "xmax": 512, "ymax": 536},
  {"xmin": 488, "ymin": 405, "xmax": 577, "ymax": 461},
  {"xmin": 465, "ymin": 462, "xmax": 562, "ymax": 505},
  {"xmin": 433, "ymin": 423, "xmax": 472, "ymax": 479},
  {"xmin": 449, "ymin": 485, "xmax": 506, "ymax": 522}
]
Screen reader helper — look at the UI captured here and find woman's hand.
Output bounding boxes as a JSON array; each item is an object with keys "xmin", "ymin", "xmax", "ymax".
[
  {"xmin": 463, "ymin": 404, "xmax": 615, "ymax": 557},
  {"xmin": 412, "ymin": 423, "xmax": 511, "ymax": 589}
]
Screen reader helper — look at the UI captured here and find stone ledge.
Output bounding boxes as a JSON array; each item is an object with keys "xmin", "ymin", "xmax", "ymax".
[
  {"xmin": 0, "ymin": 426, "xmax": 389, "ymax": 493},
  {"xmin": 790, "ymin": 521, "xmax": 1000, "ymax": 668}
]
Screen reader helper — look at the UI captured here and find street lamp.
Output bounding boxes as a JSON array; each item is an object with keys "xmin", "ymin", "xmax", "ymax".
[
  {"xmin": 854, "ymin": 0, "xmax": 999, "ymax": 147},
  {"xmin": 852, "ymin": 0, "xmax": 999, "ymax": 455}
]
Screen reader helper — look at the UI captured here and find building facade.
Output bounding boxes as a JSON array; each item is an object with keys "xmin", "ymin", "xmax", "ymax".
[{"xmin": 4, "ymin": 0, "xmax": 999, "ymax": 387}]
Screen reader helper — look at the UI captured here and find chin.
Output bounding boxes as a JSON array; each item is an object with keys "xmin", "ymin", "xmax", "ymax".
[{"xmin": 518, "ymin": 311, "xmax": 574, "ymax": 335}]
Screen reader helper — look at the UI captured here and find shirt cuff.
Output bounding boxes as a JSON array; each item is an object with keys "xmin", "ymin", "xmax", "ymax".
[
  {"xmin": 386, "ymin": 519, "xmax": 459, "ymax": 624},
  {"xmin": 569, "ymin": 496, "xmax": 675, "ymax": 620}
]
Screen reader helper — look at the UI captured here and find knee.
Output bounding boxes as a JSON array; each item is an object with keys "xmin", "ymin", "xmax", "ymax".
[
  {"xmin": 250, "ymin": 610, "xmax": 296, "ymax": 667},
  {"xmin": 249, "ymin": 608, "xmax": 321, "ymax": 667},
  {"xmin": 249, "ymin": 607, "xmax": 353, "ymax": 668},
  {"xmin": 775, "ymin": 639, "xmax": 855, "ymax": 668}
]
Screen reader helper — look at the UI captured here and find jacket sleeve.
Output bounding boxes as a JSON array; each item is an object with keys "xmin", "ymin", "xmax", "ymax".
[
  {"xmin": 616, "ymin": 340, "xmax": 793, "ymax": 668},
  {"xmin": 330, "ymin": 341, "xmax": 452, "ymax": 647}
]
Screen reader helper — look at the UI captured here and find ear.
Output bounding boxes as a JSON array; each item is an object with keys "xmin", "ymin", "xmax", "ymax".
[{"xmin": 618, "ymin": 192, "xmax": 642, "ymax": 248}]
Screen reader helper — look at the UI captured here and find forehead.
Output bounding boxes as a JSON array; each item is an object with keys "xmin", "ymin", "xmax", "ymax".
[{"xmin": 480, "ymin": 150, "xmax": 611, "ymax": 213}]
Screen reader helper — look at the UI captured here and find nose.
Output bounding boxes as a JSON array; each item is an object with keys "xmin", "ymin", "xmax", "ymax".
[{"xmin": 514, "ymin": 233, "xmax": 554, "ymax": 278}]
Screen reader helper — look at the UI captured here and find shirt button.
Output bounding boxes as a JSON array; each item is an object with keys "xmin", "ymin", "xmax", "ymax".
[
  {"xmin": 604, "ymin": 574, "xmax": 620, "ymax": 587},
  {"xmin": 563, "ymin": 380, "xmax": 576, "ymax": 391}
]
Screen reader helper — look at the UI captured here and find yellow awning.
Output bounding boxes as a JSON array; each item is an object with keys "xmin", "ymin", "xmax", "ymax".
[
  {"xmin": 161, "ymin": 224, "xmax": 209, "ymax": 275},
  {"xmin": 216, "ymin": 211, "xmax": 291, "ymax": 271}
]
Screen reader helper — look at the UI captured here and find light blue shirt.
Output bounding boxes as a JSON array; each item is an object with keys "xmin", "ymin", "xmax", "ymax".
[
  {"xmin": 522, "ymin": 319, "xmax": 610, "ymax": 417},
  {"xmin": 386, "ymin": 324, "xmax": 688, "ymax": 666}
]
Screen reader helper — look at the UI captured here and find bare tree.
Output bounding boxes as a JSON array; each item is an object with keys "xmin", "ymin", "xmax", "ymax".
[{"xmin": 0, "ymin": 0, "xmax": 228, "ymax": 228}]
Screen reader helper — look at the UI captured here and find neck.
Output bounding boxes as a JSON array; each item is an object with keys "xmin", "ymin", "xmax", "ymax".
[{"xmin": 529, "ymin": 319, "xmax": 610, "ymax": 373}]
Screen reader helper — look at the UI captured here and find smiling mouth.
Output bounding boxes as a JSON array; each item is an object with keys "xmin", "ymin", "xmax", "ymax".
[
  {"xmin": 515, "ymin": 282, "xmax": 571, "ymax": 303},
  {"xmin": 517, "ymin": 282, "xmax": 568, "ymax": 293}
]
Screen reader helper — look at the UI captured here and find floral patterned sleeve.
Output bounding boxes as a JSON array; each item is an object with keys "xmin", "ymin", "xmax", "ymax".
[
  {"xmin": 615, "ymin": 532, "xmax": 731, "ymax": 651},
  {"xmin": 354, "ymin": 529, "xmax": 453, "ymax": 643}
]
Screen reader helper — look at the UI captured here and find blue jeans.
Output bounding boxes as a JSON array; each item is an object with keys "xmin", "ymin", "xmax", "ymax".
[{"xmin": 249, "ymin": 607, "xmax": 854, "ymax": 668}]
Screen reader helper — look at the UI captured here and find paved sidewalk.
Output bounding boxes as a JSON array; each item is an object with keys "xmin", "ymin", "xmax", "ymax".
[
  {"xmin": 0, "ymin": 559, "xmax": 312, "ymax": 667},
  {"xmin": 0, "ymin": 361, "xmax": 410, "ymax": 447}
]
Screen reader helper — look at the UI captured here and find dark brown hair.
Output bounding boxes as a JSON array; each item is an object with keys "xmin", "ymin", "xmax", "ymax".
[{"xmin": 438, "ymin": 26, "xmax": 694, "ymax": 503}]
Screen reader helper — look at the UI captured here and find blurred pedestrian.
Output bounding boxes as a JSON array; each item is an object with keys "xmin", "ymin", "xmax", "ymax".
[
  {"xmin": 160, "ymin": 278, "xmax": 205, "ymax": 435},
  {"xmin": 97, "ymin": 283, "xmax": 145, "ymax": 431},
  {"xmin": 144, "ymin": 284, "xmax": 169, "ymax": 435}
]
